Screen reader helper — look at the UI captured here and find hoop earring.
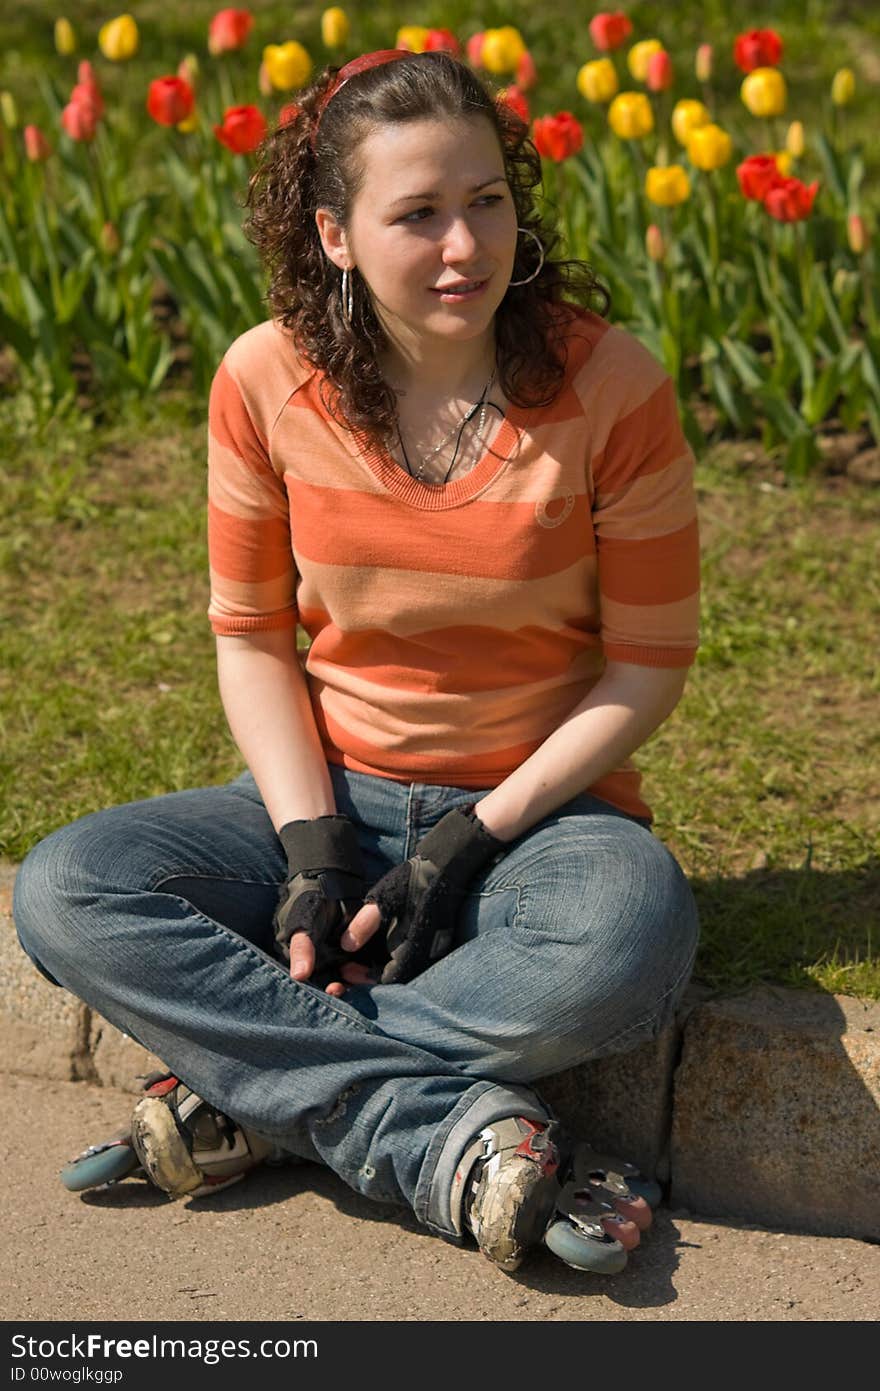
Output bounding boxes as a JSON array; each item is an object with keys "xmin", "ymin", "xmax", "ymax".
[
  {"xmin": 340, "ymin": 266, "xmax": 354, "ymax": 323},
  {"xmin": 508, "ymin": 227, "xmax": 545, "ymax": 287}
]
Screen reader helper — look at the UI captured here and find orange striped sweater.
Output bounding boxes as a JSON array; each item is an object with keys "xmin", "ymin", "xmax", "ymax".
[{"xmin": 207, "ymin": 306, "xmax": 700, "ymax": 821}]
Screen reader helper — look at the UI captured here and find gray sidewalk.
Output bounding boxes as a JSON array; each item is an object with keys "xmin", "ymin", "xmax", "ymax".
[{"xmin": 3, "ymin": 1073, "xmax": 879, "ymax": 1321}]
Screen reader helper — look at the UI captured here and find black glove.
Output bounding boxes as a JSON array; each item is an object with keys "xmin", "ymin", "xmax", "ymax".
[
  {"xmin": 364, "ymin": 805, "xmax": 507, "ymax": 985},
  {"xmin": 273, "ymin": 814, "xmax": 367, "ymax": 979}
]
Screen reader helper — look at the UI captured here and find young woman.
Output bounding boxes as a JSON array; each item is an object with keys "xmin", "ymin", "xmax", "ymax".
[{"xmin": 13, "ymin": 50, "xmax": 700, "ymax": 1277}]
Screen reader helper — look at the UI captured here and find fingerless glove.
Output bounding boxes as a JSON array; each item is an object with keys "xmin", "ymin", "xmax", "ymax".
[
  {"xmin": 364, "ymin": 805, "xmax": 507, "ymax": 985},
  {"xmin": 273, "ymin": 814, "xmax": 366, "ymax": 977}
]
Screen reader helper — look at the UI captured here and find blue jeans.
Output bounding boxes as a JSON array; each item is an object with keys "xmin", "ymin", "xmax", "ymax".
[{"xmin": 12, "ymin": 765, "xmax": 698, "ymax": 1239}]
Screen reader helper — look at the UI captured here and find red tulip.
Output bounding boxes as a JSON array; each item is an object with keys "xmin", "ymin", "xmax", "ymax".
[
  {"xmin": 424, "ymin": 29, "xmax": 460, "ymax": 55},
  {"xmin": 532, "ymin": 111, "xmax": 584, "ymax": 162},
  {"xmin": 213, "ymin": 104, "xmax": 267, "ymax": 153},
  {"xmin": 500, "ymin": 85, "xmax": 530, "ymax": 124},
  {"xmin": 208, "ymin": 9, "xmax": 253, "ymax": 56},
  {"xmin": 278, "ymin": 102, "xmax": 301, "ymax": 127},
  {"xmin": 71, "ymin": 63, "xmax": 104, "ymax": 120},
  {"xmin": 734, "ymin": 29, "xmax": 783, "ymax": 74},
  {"xmin": 516, "ymin": 49, "xmax": 538, "ymax": 91},
  {"xmin": 589, "ymin": 12, "xmax": 633, "ymax": 52},
  {"xmin": 736, "ymin": 153, "xmax": 785, "ymax": 201},
  {"xmin": 646, "ymin": 50, "xmax": 674, "ymax": 92},
  {"xmin": 466, "ymin": 32, "xmax": 485, "ymax": 66},
  {"xmin": 61, "ymin": 97, "xmax": 99, "ymax": 141},
  {"xmin": 147, "ymin": 76, "xmax": 195, "ymax": 127},
  {"xmin": 763, "ymin": 176, "xmax": 818, "ymax": 222},
  {"xmin": 24, "ymin": 124, "xmax": 52, "ymax": 161}
]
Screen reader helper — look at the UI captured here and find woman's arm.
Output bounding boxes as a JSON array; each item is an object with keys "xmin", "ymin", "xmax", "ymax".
[
  {"xmin": 471, "ymin": 660, "xmax": 689, "ymax": 843},
  {"xmin": 216, "ymin": 629, "xmax": 336, "ymax": 832}
]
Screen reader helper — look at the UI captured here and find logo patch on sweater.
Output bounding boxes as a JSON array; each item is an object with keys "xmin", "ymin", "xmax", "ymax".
[{"xmin": 535, "ymin": 494, "xmax": 575, "ymax": 528}]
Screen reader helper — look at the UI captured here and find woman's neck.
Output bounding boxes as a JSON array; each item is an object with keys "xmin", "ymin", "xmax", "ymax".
[{"xmin": 379, "ymin": 330, "xmax": 497, "ymax": 403}]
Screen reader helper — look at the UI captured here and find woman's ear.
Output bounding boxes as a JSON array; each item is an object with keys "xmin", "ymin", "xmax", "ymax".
[{"xmin": 315, "ymin": 208, "xmax": 351, "ymax": 271}]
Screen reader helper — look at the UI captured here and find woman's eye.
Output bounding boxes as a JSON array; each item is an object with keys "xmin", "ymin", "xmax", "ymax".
[{"xmin": 400, "ymin": 194, "xmax": 505, "ymax": 223}]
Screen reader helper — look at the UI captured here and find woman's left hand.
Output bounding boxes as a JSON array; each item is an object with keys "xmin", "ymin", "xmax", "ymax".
[{"xmin": 328, "ymin": 806, "xmax": 508, "ymax": 988}]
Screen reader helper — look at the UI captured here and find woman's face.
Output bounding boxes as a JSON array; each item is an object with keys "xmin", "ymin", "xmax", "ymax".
[{"xmin": 318, "ymin": 115, "xmax": 519, "ymax": 360}]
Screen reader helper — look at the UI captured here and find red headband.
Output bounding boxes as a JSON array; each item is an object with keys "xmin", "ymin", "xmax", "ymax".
[{"xmin": 310, "ymin": 49, "xmax": 408, "ymax": 151}]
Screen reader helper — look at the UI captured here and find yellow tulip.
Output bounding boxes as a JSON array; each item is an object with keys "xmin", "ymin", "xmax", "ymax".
[
  {"xmin": 831, "ymin": 68, "xmax": 855, "ymax": 106},
  {"xmin": 740, "ymin": 67, "xmax": 787, "ymax": 118},
  {"xmin": 686, "ymin": 123, "xmax": 733, "ymax": 171},
  {"xmin": 177, "ymin": 111, "xmax": 199, "ymax": 134},
  {"xmin": 54, "ymin": 19, "xmax": 76, "ymax": 56},
  {"xmin": 627, "ymin": 39, "xmax": 663, "ymax": 82},
  {"xmin": 785, "ymin": 120, "xmax": 805, "ymax": 158},
  {"xmin": 98, "ymin": 14, "xmax": 139, "ymax": 62},
  {"xmin": 774, "ymin": 150, "xmax": 793, "ymax": 176},
  {"xmin": 321, "ymin": 8, "xmax": 349, "ymax": 49},
  {"xmin": 671, "ymin": 98, "xmax": 711, "ymax": 146},
  {"xmin": 608, "ymin": 91, "xmax": 654, "ymax": 139},
  {"xmin": 0, "ymin": 91, "xmax": 18, "ymax": 128},
  {"xmin": 481, "ymin": 26, "xmax": 526, "ymax": 74},
  {"xmin": 262, "ymin": 42, "xmax": 313, "ymax": 91},
  {"xmin": 395, "ymin": 26, "xmax": 430, "ymax": 54},
  {"xmin": 577, "ymin": 58, "xmax": 618, "ymax": 104},
  {"xmin": 645, "ymin": 164, "xmax": 691, "ymax": 207}
]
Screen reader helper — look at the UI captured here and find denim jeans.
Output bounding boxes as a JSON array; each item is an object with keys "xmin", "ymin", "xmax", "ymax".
[{"xmin": 13, "ymin": 765, "xmax": 698, "ymax": 1238}]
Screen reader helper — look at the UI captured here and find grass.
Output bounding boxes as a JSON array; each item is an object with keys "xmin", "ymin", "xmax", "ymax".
[{"xmin": 1, "ymin": 394, "xmax": 878, "ymax": 998}]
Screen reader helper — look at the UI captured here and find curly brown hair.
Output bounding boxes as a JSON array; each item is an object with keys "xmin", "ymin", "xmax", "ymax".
[{"xmin": 244, "ymin": 50, "xmax": 609, "ymax": 451}]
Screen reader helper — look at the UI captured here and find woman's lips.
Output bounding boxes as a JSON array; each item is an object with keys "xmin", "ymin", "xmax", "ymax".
[{"xmin": 430, "ymin": 279, "xmax": 490, "ymax": 302}]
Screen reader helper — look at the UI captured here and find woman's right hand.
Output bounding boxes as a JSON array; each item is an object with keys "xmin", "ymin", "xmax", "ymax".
[{"xmin": 273, "ymin": 814, "xmax": 367, "ymax": 983}]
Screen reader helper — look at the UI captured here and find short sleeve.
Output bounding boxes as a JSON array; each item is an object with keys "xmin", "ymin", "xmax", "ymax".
[
  {"xmin": 591, "ymin": 368, "xmax": 700, "ymax": 669},
  {"xmin": 207, "ymin": 357, "xmax": 299, "ymax": 636}
]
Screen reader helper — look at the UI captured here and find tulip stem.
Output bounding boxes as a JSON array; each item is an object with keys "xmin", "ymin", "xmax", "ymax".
[
  {"xmin": 703, "ymin": 176, "xmax": 721, "ymax": 310},
  {"xmin": 86, "ymin": 143, "xmax": 108, "ymax": 231},
  {"xmin": 793, "ymin": 222, "xmax": 812, "ymax": 316},
  {"xmin": 861, "ymin": 257, "xmax": 879, "ymax": 337}
]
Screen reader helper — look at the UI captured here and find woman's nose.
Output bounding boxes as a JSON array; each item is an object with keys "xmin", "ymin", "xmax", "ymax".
[{"xmin": 442, "ymin": 214, "xmax": 479, "ymax": 262}]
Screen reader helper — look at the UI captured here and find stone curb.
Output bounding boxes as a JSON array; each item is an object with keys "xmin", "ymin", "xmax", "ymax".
[{"xmin": 3, "ymin": 863, "xmax": 878, "ymax": 1239}]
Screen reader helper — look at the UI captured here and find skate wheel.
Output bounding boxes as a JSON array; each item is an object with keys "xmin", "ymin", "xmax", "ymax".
[
  {"xmin": 544, "ymin": 1218, "xmax": 628, "ymax": 1274},
  {"xmin": 60, "ymin": 1142, "xmax": 140, "ymax": 1192}
]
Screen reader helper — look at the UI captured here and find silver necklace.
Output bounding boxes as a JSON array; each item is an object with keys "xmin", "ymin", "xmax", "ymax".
[{"xmin": 398, "ymin": 369, "xmax": 498, "ymax": 484}]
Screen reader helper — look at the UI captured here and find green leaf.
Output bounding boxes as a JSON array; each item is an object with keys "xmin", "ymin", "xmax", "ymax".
[
  {"xmin": 846, "ymin": 153, "xmax": 865, "ymax": 207},
  {"xmin": 839, "ymin": 383, "xmax": 867, "ymax": 432},
  {"xmin": 720, "ymin": 336, "xmax": 764, "ymax": 391},
  {"xmin": 0, "ymin": 303, "xmax": 36, "ymax": 362},
  {"xmin": 765, "ymin": 292, "xmax": 815, "ymax": 393},
  {"xmin": 757, "ymin": 387, "xmax": 808, "ymax": 442},
  {"xmin": 709, "ymin": 362, "xmax": 752, "ymax": 433},
  {"xmin": 813, "ymin": 132, "xmax": 846, "ymax": 203},
  {"xmin": 811, "ymin": 265, "xmax": 850, "ymax": 350},
  {"xmin": 782, "ymin": 434, "xmax": 821, "ymax": 478},
  {"xmin": 57, "ymin": 249, "xmax": 96, "ymax": 324}
]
